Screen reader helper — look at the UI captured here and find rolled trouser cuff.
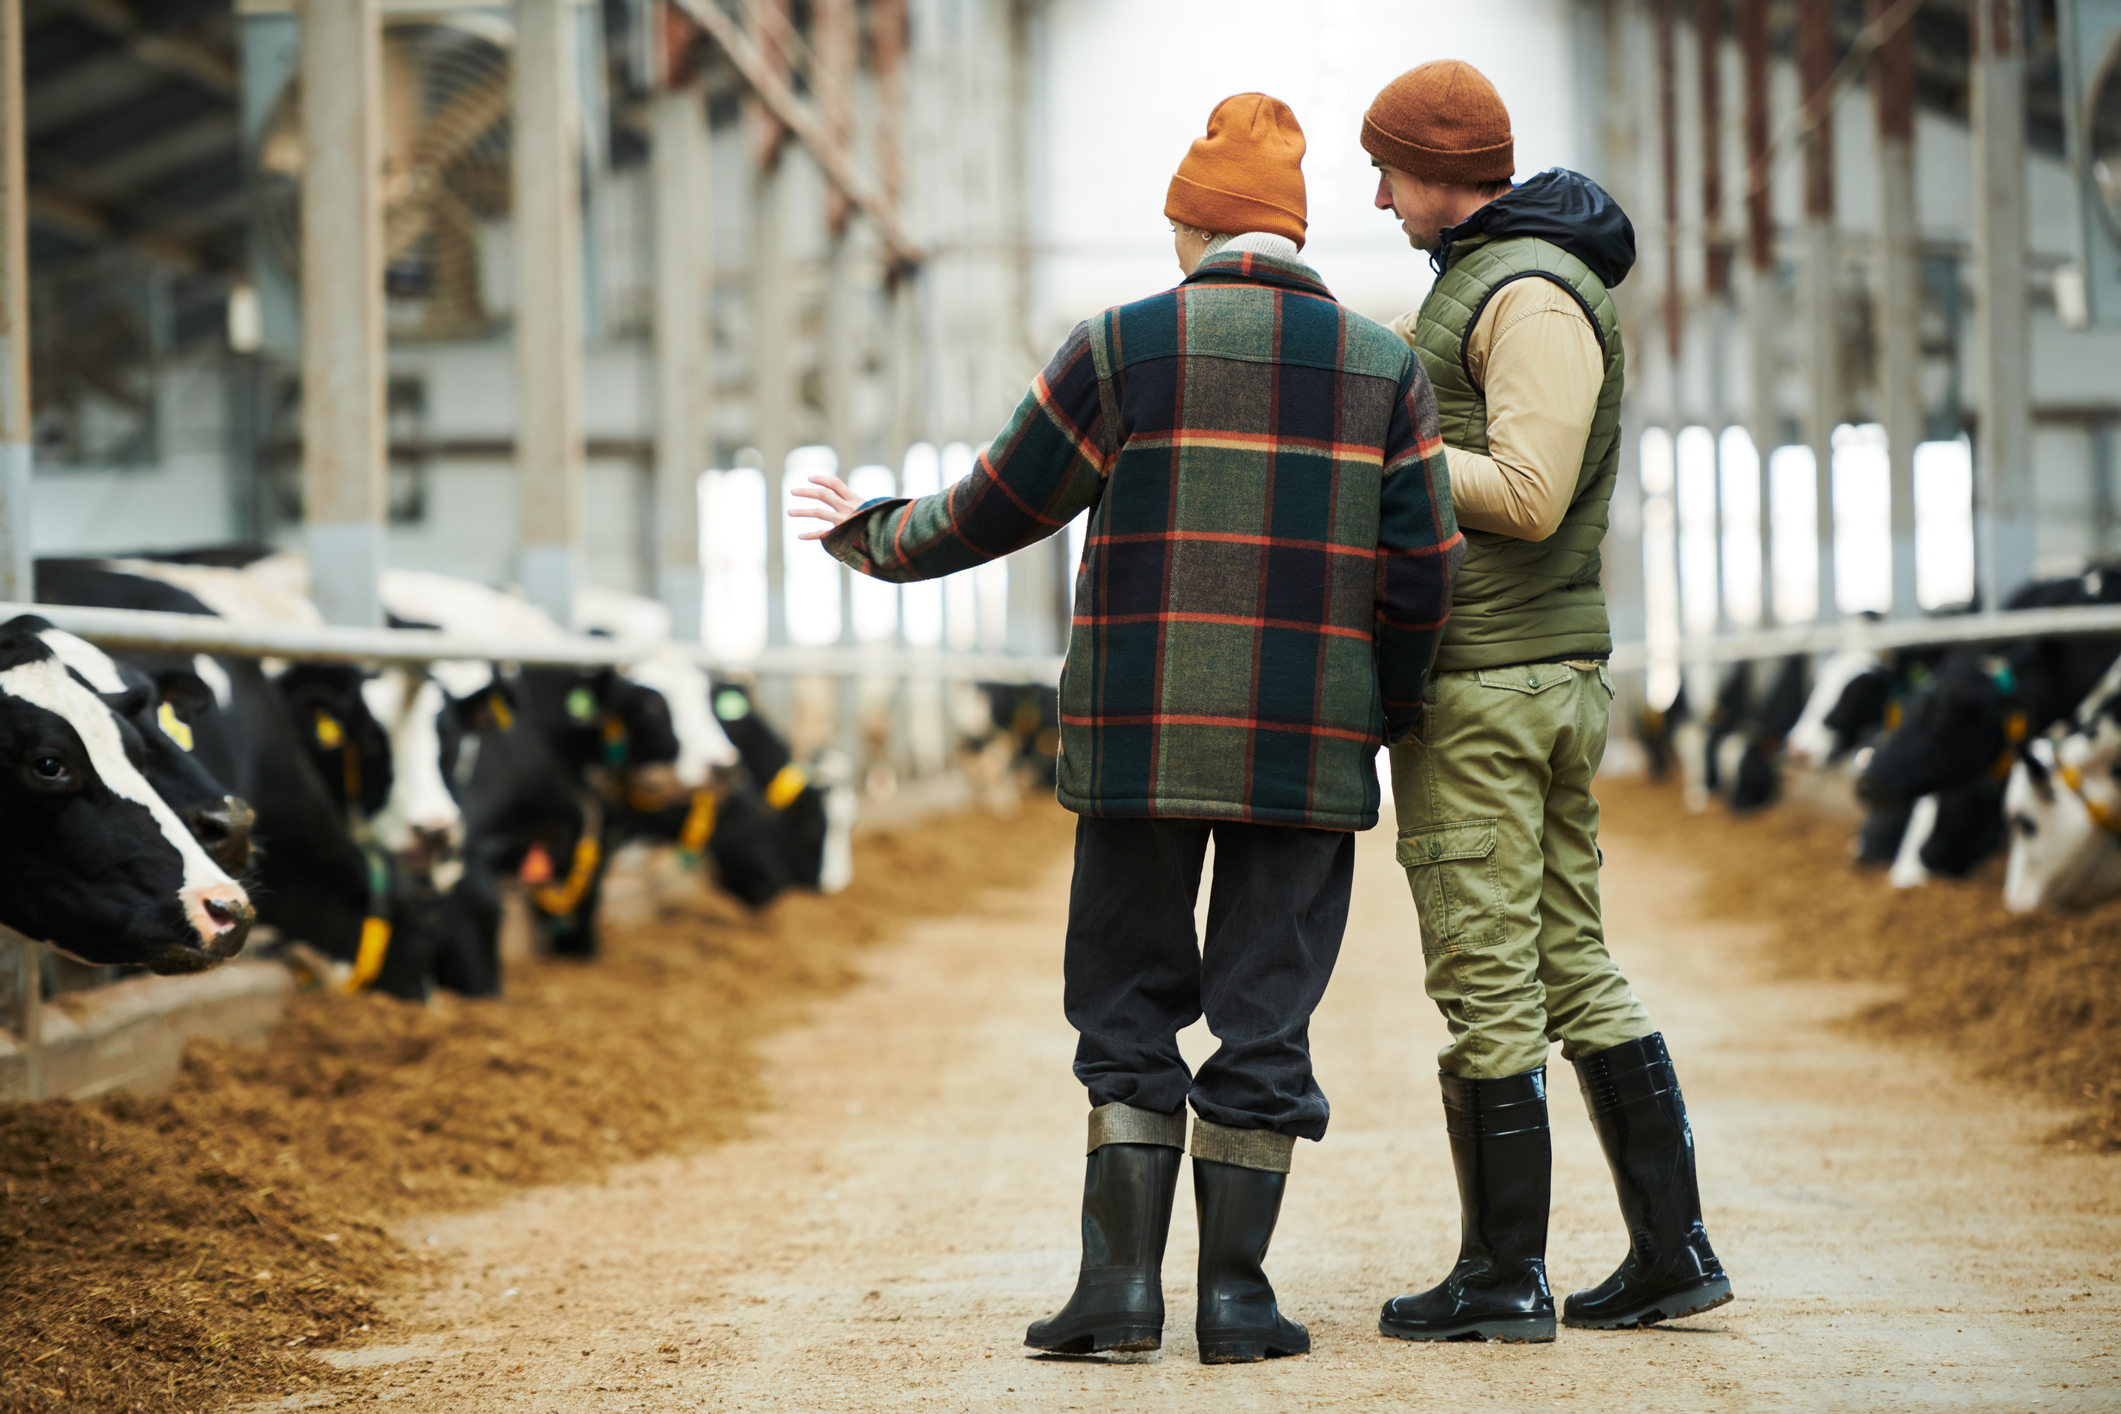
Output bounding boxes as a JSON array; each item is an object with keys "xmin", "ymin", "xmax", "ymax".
[
  {"xmin": 1189, "ymin": 1117, "xmax": 1296, "ymax": 1174},
  {"xmin": 1086, "ymin": 1101, "xmax": 1188, "ymax": 1154}
]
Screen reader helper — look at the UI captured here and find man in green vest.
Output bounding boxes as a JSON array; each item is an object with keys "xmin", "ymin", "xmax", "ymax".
[{"xmin": 1359, "ymin": 60, "xmax": 1733, "ymax": 1344}]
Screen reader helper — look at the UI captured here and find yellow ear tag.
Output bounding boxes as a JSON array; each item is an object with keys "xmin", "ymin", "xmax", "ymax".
[
  {"xmin": 679, "ymin": 789, "xmax": 719, "ymax": 856},
  {"xmin": 314, "ymin": 709, "xmax": 344, "ymax": 750},
  {"xmin": 157, "ymin": 701, "xmax": 193, "ymax": 752},
  {"xmin": 2005, "ymin": 710, "xmax": 2029, "ymax": 744},
  {"xmin": 488, "ymin": 693, "xmax": 514, "ymax": 731},
  {"xmin": 764, "ymin": 762, "xmax": 809, "ymax": 810},
  {"xmin": 348, "ymin": 916, "xmax": 392, "ymax": 992}
]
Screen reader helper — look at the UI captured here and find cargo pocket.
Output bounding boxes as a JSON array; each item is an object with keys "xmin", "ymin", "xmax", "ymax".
[{"xmin": 1396, "ymin": 819, "xmax": 1501, "ymax": 956}]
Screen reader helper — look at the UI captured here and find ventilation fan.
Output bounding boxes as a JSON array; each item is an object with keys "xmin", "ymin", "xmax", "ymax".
[{"xmin": 254, "ymin": 14, "xmax": 514, "ymax": 343}]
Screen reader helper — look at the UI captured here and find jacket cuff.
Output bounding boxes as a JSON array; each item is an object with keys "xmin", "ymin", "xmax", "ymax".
[{"xmin": 820, "ymin": 496, "xmax": 903, "ymax": 570}]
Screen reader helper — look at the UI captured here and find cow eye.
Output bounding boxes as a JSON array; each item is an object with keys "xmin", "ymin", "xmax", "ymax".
[
  {"xmin": 28, "ymin": 754, "xmax": 71, "ymax": 785},
  {"xmin": 2013, "ymin": 815, "xmax": 2038, "ymax": 837}
]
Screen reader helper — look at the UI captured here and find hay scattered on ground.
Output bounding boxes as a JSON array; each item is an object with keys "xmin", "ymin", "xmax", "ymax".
[
  {"xmin": 0, "ymin": 800, "xmax": 1075, "ymax": 1414},
  {"xmin": 1600, "ymin": 776, "xmax": 2121, "ymax": 1153}
]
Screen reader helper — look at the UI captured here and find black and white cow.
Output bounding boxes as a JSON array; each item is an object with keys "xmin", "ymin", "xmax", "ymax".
[
  {"xmin": 35, "ymin": 562, "xmax": 455, "ymax": 1000},
  {"xmin": 0, "ymin": 616, "xmax": 254, "ymax": 973},
  {"xmin": 1857, "ymin": 571, "xmax": 2121, "ymax": 883}
]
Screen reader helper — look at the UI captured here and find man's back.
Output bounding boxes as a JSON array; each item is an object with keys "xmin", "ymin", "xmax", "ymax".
[{"xmin": 1068, "ymin": 240, "xmax": 1458, "ymax": 828}]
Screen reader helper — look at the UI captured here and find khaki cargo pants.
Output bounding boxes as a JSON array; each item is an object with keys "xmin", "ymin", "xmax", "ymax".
[{"xmin": 1389, "ymin": 661, "xmax": 1652, "ymax": 1079}]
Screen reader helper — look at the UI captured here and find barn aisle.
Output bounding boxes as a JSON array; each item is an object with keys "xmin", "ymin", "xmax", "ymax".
[{"xmin": 288, "ymin": 802, "xmax": 2120, "ymax": 1413}]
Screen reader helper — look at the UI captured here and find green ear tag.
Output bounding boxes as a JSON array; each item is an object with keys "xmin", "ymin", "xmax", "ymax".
[
  {"xmin": 714, "ymin": 689, "xmax": 750, "ymax": 721},
  {"xmin": 566, "ymin": 686, "xmax": 598, "ymax": 721}
]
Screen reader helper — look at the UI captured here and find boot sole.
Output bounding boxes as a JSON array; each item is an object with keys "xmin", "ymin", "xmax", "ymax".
[
  {"xmin": 1563, "ymin": 1277, "xmax": 1734, "ymax": 1331},
  {"xmin": 1197, "ymin": 1333, "xmax": 1310, "ymax": 1364},
  {"xmin": 1024, "ymin": 1325, "xmax": 1161, "ymax": 1355},
  {"xmin": 1377, "ymin": 1314, "xmax": 1557, "ymax": 1344}
]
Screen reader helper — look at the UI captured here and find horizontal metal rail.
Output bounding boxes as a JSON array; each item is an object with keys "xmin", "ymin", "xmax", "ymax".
[
  {"xmin": 0, "ymin": 601, "xmax": 1065, "ymax": 685},
  {"xmin": 22, "ymin": 599, "xmax": 2121, "ymax": 685},
  {"xmin": 1607, "ymin": 605, "xmax": 2121, "ymax": 674}
]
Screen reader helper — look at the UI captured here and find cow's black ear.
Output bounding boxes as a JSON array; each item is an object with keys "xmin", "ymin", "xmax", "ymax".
[{"xmin": 155, "ymin": 670, "xmax": 216, "ymax": 724}]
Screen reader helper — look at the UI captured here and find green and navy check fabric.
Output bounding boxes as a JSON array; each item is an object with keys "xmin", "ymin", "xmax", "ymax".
[{"xmin": 825, "ymin": 247, "xmax": 1463, "ymax": 830}]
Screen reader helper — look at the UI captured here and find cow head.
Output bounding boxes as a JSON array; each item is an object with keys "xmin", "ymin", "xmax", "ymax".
[
  {"xmin": 359, "ymin": 667, "xmax": 465, "ymax": 867},
  {"xmin": 2003, "ymin": 722, "xmax": 2121, "ymax": 912},
  {"xmin": 0, "ymin": 618, "xmax": 254, "ymax": 972},
  {"xmin": 32, "ymin": 627, "xmax": 254, "ymax": 875},
  {"xmin": 537, "ymin": 667, "xmax": 683, "ymax": 783}
]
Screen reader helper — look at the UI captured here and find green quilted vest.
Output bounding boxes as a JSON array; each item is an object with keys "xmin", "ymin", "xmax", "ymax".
[{"xmin": 1410, "ymin": 234, "xmax": 1625, "ymax": 671}]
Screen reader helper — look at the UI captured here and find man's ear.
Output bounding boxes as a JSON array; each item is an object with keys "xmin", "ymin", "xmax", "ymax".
[{"xmin": 155, "ymin": 670, "xmax": 217, "ymax": 724}]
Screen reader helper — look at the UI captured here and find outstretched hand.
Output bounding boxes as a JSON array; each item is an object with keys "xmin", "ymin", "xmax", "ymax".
[{"xmin": 787, "ymin": 474, "xmax": 864, "ymax": 541}]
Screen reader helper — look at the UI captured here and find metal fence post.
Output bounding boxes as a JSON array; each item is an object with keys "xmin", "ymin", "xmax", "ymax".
[
  {"xmin": 0, "ymin": 0, "xmax": 32, "ymax": 604},
  {"xmin": 0, "ymin": 925, "xmax": 43, "ymax": 1103}
]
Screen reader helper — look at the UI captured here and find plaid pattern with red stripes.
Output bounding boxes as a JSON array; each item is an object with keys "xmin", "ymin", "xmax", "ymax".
[{"xmin": 825, "ymin": 247, "xmax": 1463, "ymax": 829}]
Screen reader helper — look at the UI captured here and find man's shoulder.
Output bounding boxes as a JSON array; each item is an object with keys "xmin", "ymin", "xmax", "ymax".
[{"xmin": 1332, "ymin": 307, "xmax": 1418, "ymax": 381}]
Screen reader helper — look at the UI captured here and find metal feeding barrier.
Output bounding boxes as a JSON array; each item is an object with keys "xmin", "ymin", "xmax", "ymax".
[
  {"xmin": 1608, "ymin": 604, "xmax": 2121, "ymax": 675},
  {"xmin": 0, "ymin": 600, "xmax": 1066, "ymax": 684}
]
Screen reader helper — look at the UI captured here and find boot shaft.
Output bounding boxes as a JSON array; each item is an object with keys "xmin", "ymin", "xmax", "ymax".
[
  {"xmin": 1573, "ymin": 1033, "xmax": 1716, "ymax": 1275},
  {"xmin": 1079, "ymin": 1142, "xmax": 1183, "ymax": 1274},
  {"xmin": 1440, "ymin": 1068, "xmax": 1552, "ymax": 1269}
]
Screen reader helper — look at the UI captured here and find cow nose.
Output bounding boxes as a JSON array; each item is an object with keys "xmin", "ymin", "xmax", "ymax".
[
  {"xmin": 412, "ymin": 822, "xmax": 461, "ymax": 858},
  {"xmin": 1854, "ymin": 771, "xmax": 1896, "ymax": 808},
  {"xmin": 187, "ymin": 795, "xmax": 256, "ymax": 873},
  {"xmin": 200, "ymin": 893, "xmax": 256, "ymax": 958}
]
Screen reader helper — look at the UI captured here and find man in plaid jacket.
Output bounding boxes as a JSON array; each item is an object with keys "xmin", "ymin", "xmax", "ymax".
[{"xmin": 793, "ymin": 95, "xmax": 1463, "ymax": 1365}]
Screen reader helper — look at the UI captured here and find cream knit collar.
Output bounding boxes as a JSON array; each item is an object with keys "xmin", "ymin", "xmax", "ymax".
[{"xmin": 1201, "ymin": 230, "xmax": 1302, "ymax": 262}]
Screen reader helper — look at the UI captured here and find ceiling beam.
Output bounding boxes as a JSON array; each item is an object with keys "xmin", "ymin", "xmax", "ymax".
[
  {"xmin": 663, "ymin": 0, "xmax": 919, "ymax": 269},
  {"xmin": 50, "ymin": 0, "xmax": 238, "ymax": 99}
]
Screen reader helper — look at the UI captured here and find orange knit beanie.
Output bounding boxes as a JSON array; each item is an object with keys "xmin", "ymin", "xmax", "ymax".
[
  {"xmin": 1165, "ymin": 93, "xmax": 1308, "ymax": 249},
  {"xmin": 1361, "ymin": 60, "xmax": 1514, "ymax": 186}
]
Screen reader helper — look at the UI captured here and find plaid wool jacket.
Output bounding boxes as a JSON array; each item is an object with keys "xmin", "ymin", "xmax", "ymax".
[{"xmin": 825, "ymin": 247, "xmax": 1464, "ymax": 830}]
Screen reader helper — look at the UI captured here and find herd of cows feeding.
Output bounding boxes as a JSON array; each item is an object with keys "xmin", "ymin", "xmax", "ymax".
[
  {"xmin": 13, "ymin": 547, "xmax": 2118, "ymax": 1034},
  {"xmin": 0, "ymin": 552, "xmax": 851, "ymax": 1004},
  {"xmin": 1649, "ymin": 565, "xmax": 2121, "ymax": 914}
]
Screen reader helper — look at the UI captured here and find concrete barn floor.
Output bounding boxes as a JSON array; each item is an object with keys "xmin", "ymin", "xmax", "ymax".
[{"xmin": 266, "ymin": 805, "xmax": 2118, "ymax": 1413}]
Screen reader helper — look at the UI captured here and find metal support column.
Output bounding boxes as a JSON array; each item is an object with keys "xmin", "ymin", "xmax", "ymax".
[
  {"xmin": 1871, "ymin": 0, "xmax": 1921, "ymax": 617},
  {"xmin": 0, "ymin": 0, "xmax": 27, "ymax": 603},
  {"xmin": 653, "ymin": 75, "xmax": 708, "ymax": 642},
  {"xmin": 1972, "ymin": 0, "xmax": 2033, "ymax": 608},
  {"xmin": 299, "ymin": 0, "xmax": 386, "ymax": 627},
  {"xmin": 1798, "ymin": 0, "xmax": 1838, "ymax": 621},
  {"xmin": 0, "ymin": 923, "xmax": 40, "ymax": 1103},
  {"xmin": 514, "ymin": 0, "xmax": 587, "ymax": 626},
  {"xmin": 1698, "ymin": 0, "xmax": 1733, "ymax": 626},
  {"xmin": 1741, "ymin": 0, "xmax": 1776, "ymax": 624}
]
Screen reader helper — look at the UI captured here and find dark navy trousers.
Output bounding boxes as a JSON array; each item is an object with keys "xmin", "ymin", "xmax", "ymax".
[{"xmin": 1064, "ymin": 816, "xmax": 1355, "ymax": 1142}]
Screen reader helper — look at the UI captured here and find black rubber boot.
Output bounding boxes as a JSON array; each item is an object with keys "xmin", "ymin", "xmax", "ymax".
[
  {"xmin": 1378, "ymin": 1068, "xmax": 1557, "ymax": 1343},
  {"xmin": 1565, "ymin": 1033, "xmax": 1734, "ymax": 1330},
  {"xmin": 1025, "ymin": 1142, "xmax": 1183, "ymax": 1353},
  {"xmin": 1193, "ymin": 1157, "xmax": 1310, "ymax": 1363}
]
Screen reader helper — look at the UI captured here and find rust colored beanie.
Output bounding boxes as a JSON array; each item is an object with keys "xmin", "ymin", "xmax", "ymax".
[
  {"xmin": 1361, "ymin": 60, "xmax": 1514, "ymax": 185},
  {"xmin": 1165, "ymin": 93, "xmax": 1308, "ymax": 249}
]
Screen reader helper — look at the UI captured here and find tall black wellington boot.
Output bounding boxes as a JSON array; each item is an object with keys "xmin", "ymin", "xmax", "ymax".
[
  {"xmin": 1025, "ymin": 1135, "xmax": 1184, "ymax": 1354},
  {"xmin": 1193, "ymin": 1157, "xmax": 1311, "ymax": 1363},
  {"xmin": 1378, "ymin": 1068, "xmax": 1557, "ymax": 1343},
  {"xmin": 1565, "ymin": 1032, "xmax": 1734, "ymax": 1330}
]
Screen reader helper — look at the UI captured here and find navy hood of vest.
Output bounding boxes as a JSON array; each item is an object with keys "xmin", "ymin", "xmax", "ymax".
[{"xmin": 1433, "ymin": 168, "xmax": 1636, "ymax": 289}]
